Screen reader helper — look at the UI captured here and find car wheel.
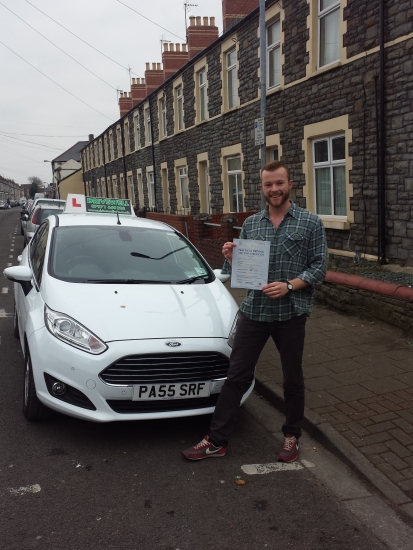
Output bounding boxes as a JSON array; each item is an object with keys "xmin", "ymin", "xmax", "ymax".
[
  {"xmin": 23, "ymin": 350, "xmax": 52, "ymax": 420},
  {"xmin": 13, "ymin": 303, "xmax": 19, "ymax": 338}
]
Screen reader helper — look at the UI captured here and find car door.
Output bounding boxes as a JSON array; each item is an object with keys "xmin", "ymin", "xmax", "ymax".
[{"xmin": 18, "ymin": 222, "xmax": 49, "ymax": 345}]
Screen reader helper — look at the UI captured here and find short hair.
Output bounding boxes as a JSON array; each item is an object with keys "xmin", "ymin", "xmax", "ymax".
[{"xmin": 261, "ymin": 161, "xmax": 291, "ymax": 182}]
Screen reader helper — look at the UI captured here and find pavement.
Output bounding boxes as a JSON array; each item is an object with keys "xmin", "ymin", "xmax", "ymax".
[{"xmin": 228, "ymin": 286, "xmax": 413, "ymax": 522}]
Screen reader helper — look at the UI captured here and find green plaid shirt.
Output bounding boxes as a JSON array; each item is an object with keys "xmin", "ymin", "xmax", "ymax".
[{"xmin": 222, "ymin": 202, "xmax": 328, "ymax": 321}]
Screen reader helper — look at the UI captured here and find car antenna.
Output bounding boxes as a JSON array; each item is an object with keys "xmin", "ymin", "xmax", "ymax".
[{"xmin": 116, "ymin": 212, "xmax": 121, "ymax": 225}]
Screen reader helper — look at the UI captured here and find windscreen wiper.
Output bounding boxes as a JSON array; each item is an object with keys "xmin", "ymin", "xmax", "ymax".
[
  {"xmin": 175, "ymin": 275, "xmax": 208, "ymax": 284},
  {"xmin": 84, "ymin": 279, "xmax": 171, "ymax": 284},
  {"xmin": 131, "ymin": 246, "xmax": 187, "ymax": 260}
]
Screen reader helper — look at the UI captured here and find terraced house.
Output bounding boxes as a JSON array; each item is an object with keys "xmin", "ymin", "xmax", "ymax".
[{"xmin": 81, "ymin": 0, "xmax": 413, "ymax": 265}]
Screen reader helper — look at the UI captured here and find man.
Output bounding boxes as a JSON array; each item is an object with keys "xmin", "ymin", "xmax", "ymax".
[{"xmin": 183, "ymin": 161, "xmax": 328, "ymax": 462}]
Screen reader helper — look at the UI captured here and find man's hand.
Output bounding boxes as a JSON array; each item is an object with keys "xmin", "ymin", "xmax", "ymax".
[
  {"xmin": 222, "ymin": 241, "xmax": 236, "ymax": 264},
  {"xmin": 262, "ymin": 281, "xmax": 289, "ymax": 298}
]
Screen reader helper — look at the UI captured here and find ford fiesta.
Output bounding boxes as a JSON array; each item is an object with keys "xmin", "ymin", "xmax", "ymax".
[{"xmin": 4, "ymin": 195, "xmax": 253, "ymax": 422}]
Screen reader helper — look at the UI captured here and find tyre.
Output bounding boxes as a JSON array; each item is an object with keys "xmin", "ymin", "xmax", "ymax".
[
  {"xmin": 13, "ymin": 302, "xmax": 19, "ymax": 338},
  {"xmin": 23, "ymin": 349, "xmax": 52, "ymax": 420}
]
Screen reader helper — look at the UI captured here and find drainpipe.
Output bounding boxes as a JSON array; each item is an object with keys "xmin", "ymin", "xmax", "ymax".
[
  {"xmin": 378, "ymin": 0, "xmax": 386, "ymax": 264},
  {"xmin": 102, "ymin": 138, "xmax": 108, "ymax": 197},
  {"xmin": 149, "ymin": 97, "xmax": 157, "ymax": 210}
]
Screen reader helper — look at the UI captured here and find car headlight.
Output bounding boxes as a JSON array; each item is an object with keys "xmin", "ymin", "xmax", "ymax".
[
  {"xmin": 44, "ymin": 305, "xmax": 107, "ymax": 355},
  {"xmin": 227, "ymin": 311, "xmax": 240, "ymax": 348}
]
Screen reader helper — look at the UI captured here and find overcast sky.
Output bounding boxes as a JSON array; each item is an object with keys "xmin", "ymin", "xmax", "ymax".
[{"xmin": 0, "ymin": 0, "xmax": 224, "ymax": 188}]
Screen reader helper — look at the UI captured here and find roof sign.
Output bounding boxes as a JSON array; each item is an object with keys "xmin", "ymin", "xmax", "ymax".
[
  {"xmin": 64, "ymin": 194, "xmax": 134, "ymax": 215},
  {"xmin": 86, "ymin": 197, "xmax": 132, "ymax": 215}
]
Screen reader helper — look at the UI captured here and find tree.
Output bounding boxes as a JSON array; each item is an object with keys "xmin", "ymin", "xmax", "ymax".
[{"xmin": 28, "ymin": 176, "xmax": 43, "ymax": 199}]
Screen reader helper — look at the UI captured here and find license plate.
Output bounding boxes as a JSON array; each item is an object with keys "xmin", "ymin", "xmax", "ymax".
[{"xmin": 132, "ymin": 381, "xmax": 211, "ymax": 401}]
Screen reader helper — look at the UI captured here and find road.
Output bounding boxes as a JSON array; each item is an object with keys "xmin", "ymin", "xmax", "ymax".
[{"xmin": 0, "ymin": 207, "xmax": 411, "ymax": 550}]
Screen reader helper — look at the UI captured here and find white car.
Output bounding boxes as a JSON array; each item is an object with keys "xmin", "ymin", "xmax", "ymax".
[{"xmin": 4, "ymin": 195, "xmax": 251, "ymax": 422}]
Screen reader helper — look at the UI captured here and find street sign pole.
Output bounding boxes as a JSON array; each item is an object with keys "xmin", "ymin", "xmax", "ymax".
[{"xmin": 259, "ymin": 0, "xmax": 267, "ymax": 210}]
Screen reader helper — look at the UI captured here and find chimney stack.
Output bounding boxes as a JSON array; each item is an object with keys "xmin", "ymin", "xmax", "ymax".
[
  {"xmin": 187, "ymin": 16, "xmax": 219, "ymax": 60},
  {"xmin": 222, "ymin": 0, "xmax": 259, "ymax": 31},
  {"xmin": 145, "ymin": 62, "xmax": 164, "ymax": 95},
  {"xmin": 162, "ymin": 43, "xmax": 189, "ymax": 80},
  {"xmin": 88, "ymin": 134, "xmax": 94, "ymax": 141},
  {"xmin": 119, "ymin": 92, "xmax": 133, "ymax": 117},
  {"xmin": 131, "ymin": 77, "xmax": 147, "ymax": 106}
]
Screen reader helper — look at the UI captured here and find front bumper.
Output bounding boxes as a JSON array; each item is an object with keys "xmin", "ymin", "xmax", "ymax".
[{"xmin": 28, "ymin": 328, "xmax": 254, "ymax": 422}]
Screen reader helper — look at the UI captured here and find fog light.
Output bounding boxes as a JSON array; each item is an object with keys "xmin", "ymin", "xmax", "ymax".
[{"xmin": 52, "ymin": 381, "xmax": 66, "ymax": 395}]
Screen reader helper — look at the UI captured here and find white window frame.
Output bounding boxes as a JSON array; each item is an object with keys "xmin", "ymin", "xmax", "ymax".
[
  {"xmin": 227, "ymin": 156, "xmax": 243, "ymax": 213},
  {"xmin": 312, "ymin": 133, "xmax": 346, "ymax": 218},
  {"xmin": 198, "ymin": 69, "xmax": 207, "ymax": 122},
  {"xmin": 134, "ymin": 114, "xmax": 141, "ymax": 149},
  {"xmin": 137, "ymin": 169, "xmax": 144, "ymax": 207},
  {"xmin": 179, "ymin": 167, "xmax": 189, "ymax": 211},
  {"xmin": 267, "ymin": 18, "xmax": 281, "ymax": 90},
  {"xmin": 116, "ymin": 126, "xmax": 122, "ymax": 159},
  {"xmin": 128, "ymin": 174, "xmax": 135, "ymax": 205},
  {"xmin": 318, "ymin": 0, "xmax": 340, "ymax": 69},
  {"xmin": 124, "ymin": 121, "xmax": 130, "ymax": 154},
  {"xmin": 160, "ymin": 96, "xmax": 167, "ymax": 138},
  {"xmin": 203, "ymin": 162, "xmax": 210, "ymax": 213},
  {"xmin": 145, "ymin": 107, "xmax": 152, "ymax": 145},
  {"xmin": 176, "ymin": 85, "xmax": 184, "ymax": 131},
  {"xmin": 148, "ymin": 170, "xmax": 155, "ymax": 209},
  {"xmin": 226, "ymin": 49, "xmax": 237, "ymax": 110},
  {"xmin": 112, "ymin": 177, "xmax": 118, "ymax": 199}
]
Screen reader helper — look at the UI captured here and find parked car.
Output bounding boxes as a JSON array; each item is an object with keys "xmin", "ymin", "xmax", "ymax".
[
  {"xmin": 0, "ymin": 200, "xmax": 6, "ymax": 209},
  {"xmin": 21, "ymin": 199, "xmax": 65, "ymax": 237},
  {"xmin": 4, "ymin": 194, "xmax": 248, "ymax": 422},
  {"xmin": 23, "ymin": 204, "xmax": 65, "ymax": 245}
]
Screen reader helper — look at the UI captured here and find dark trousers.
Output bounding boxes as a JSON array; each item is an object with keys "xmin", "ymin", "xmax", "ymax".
[{"xmin": 209, "ymin": 311, "xmax": 307, "ymax": 447}]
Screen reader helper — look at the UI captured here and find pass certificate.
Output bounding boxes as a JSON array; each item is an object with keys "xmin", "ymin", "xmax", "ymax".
[{"xmin": 231, "ymin": 238, "xmax": 270, "ymax": 290}]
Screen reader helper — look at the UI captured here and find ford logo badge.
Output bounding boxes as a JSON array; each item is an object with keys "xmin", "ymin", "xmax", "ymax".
[{"xmin": 165, "ymin": 341, "xmax": 182, "ymax": 348}]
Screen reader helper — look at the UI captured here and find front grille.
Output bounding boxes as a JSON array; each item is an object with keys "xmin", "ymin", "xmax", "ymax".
[
  {"xmin": 100, "ymin": 352, "xmax": 230, "ymax": 386},
  {"xmin": 107, "ymin": 394, "xmax": 219, "ymax": 414}
]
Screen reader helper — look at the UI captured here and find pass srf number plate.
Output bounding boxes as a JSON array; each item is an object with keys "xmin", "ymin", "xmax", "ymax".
[{"xmin": 133, "ymin": 381, "xmax": 210, "ymax": 401}]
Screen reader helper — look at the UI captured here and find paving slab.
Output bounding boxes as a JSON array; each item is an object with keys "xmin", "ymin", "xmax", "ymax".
[{"xmin": 228, "ymin": 286, "xmax": 413, "ymax": 513}]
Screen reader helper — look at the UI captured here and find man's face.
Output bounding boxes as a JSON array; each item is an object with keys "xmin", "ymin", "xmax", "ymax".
[{"xmin": 260, "ymin": 167, "xmax": 293, "ymax": 208}]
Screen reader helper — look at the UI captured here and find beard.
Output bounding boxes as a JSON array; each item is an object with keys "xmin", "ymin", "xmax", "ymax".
[{"xmin": 264, "ymin": 189, "xmax": 290, "ymax": 208}]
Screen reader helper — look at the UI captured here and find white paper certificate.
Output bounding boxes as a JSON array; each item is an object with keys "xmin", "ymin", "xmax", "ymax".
[{"xmin": 231, "ymin": 238, "xmax": 270, "ymax": 290}]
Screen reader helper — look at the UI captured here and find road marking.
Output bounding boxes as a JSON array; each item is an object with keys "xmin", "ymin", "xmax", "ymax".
[
  {"xmin": 8, "ymin": 484, "xmax": 41, "ymax": 496},
  {"xmin": 9, "ymin": 255, "xmax": 13, "ymax": 258},
  {"xmin": 7, "ymin": 263, "xmax": 12, "ymax": 267},
  {"xmin": 241, "ymin": 462, "xmax": 304, "ymax": 475},
  {"xmin": 0, "ymin": 309, "xmax": 12, "ymax": 318},
  {"xmin": 1, "ymin": 288, "xmax": 8, "ymax": 294}
]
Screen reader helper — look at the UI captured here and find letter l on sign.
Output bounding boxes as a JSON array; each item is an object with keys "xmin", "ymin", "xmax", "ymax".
[{"xmin": 72, "ymin": 198, "xmax": 82, "ymax": 207}]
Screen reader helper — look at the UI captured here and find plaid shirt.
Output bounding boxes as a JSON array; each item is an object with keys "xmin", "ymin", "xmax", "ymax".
[{"xmin": 222, "ymin": 202, "xmax": 328, "ymax": 322}]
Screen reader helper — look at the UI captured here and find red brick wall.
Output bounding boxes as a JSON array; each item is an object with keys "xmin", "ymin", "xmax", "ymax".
[{"xmin": 222, "ymin": 0, "xmax": 259, "ymax": 30}]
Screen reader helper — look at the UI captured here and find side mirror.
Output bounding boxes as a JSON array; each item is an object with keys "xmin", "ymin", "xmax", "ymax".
[
  {"xmin": 213, "ymin": 269, "xmax": 230, "ymax": 283},
  {"xmin": 23, "ymin": 214, "xmax": 28, "ymax": 221},
  {"xmin": 3, "ymin": 266, "xmax": 33, "ymax": 295}
]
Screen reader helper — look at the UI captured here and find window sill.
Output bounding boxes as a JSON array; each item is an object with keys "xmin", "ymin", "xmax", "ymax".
[
  {"xmin": 320, "ymin": 217, "xmax": 350, "ymax": 230},
  {"xmin": 266, "ymin": 84, "xmax": 282, "ymax": 96},
  {"xmin": 315, "ymin": 60, "xmax": 341, "ymax": 76}
]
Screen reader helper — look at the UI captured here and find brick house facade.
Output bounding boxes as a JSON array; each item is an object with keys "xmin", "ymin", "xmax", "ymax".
[{"xmin": 81, "ymin": 0, "xmax": 413, "ymax": 265}]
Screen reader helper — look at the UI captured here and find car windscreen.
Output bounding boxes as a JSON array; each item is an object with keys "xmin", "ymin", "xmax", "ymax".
[{"xmin": 49, "ymin": 225, "xmax": 213, "ymax": 284}]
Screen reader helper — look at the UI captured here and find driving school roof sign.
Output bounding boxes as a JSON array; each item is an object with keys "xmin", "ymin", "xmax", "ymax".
[{"xmin": 64, "ymin": 194, "xmax": 133, "ymax": 215}]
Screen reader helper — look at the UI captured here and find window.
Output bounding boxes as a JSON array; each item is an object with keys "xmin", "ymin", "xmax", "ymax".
[
  {"xmin": 198, "ymin": 70, "xmax": 207, "ymax": 122},
  {"xmin": 199, "ymin": 161, "xmax": 210, "ymax": 213},
  {"xmin": 145, "ymin": 107, "xmax": 152, "ymax": 145},
  {"xmin": 124, "ymin": 121, "xmax": 130, "ymax": 154},
  {"xmin": 113, "ymin": 177, "xmax": 118, "ymax": 198},
  {"xmin": 134, "ymin": 114, "xmax": 141, "ymax": 149},
  {"xmin": 267, "ymin": 19, "xmax": 281, "ymax": 89},
  {"xmin": 104, "ymin": 135, "xmax": 108, "ymax": 162},
  {"xmin": 176, "ymin": 85, "xmax": 184, "ymax": 131},
  {"xmin": 116, "ymin": 127, "xmax": 122, "ymax": 158},
  {"xmin": 160, "ymin": 97, "xmax": 167, "ymax": 138},
  {"xmin": 137, "ymin": 170, "xmax": 144, "ymax": 207},
  {"xmin": 128, "ymin": 175, "xmax": 135, "ymax": 205},
  {"xmin": 109, "ymin": 132, "xmax": 114, "ymax": 161},
  {"xmin": 98, "ymin": 140, "xmax": 102, "ymax": 165},
  {"xmin": 148, "ymin": 171, "xmax": 155, "ymax": 208},
  {"xmin": 318, "ymin": 0, "xmax": 340, "ymax": 68},
  {"xmin": 269, "ymin": 147, "xmax": 279, "ymax": 161},
  {"xmin": 120, "ymin": 174, "xmax": 125, "ymax": 199},
  {"xmin": 227, "ymin": 157, "xmax": 243, "ymax": 212},
  {"xmin": 313, "ymin": 135, "xmax": 346, "ymax": 216},
  {"xmin": 226, "ymin": 49, "xmax": 237, "ymax": 109},
  {"xmin": 161, "ymin": 166, "xmax": 169, "ymax": 213},
  {"xmin": 29, "ymin": 222, "xmax": 49, "ymax": 287},
  {"xmin": 179, "ymin": 167, "xmax": 189, "ymax": 210}
]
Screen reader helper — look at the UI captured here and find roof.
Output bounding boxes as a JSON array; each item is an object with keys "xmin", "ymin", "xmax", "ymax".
[
  {"xmin": 58, "ymin": 212, "xmax": 167, "ymax": 230},
  {"xmin": 52, "ymin": 141, "xmax": 89, "ymax": 163}
]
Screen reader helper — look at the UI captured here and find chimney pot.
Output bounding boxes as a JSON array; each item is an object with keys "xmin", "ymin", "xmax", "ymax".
[
  {"xmin": 89, "ymin": 134, "xmax": 94, "ymax": 141},
  {"xmin": 157, "ymin": 63, "xmax": 161, "ymax": 70},
  {"xmin": 182, "ymin": 43, "xmax": 187, "ymax": 52},
  {"xmin": 196, "ymin": 16, "xmax": 201, "ymax": 26},
  {"xmin": 170, "ymin": 43, "xmax": 175, "ymax": 52},
  {"xmin": 176, "ymin": 43, "xmax": 180, "ymax": 52},
  {"xmin": 164, "ymin": 43, "xmax": 169, "ymax": 51},
  {"xmin": 145, "ymin": 62, "xmax": 150, "ymax": 70},
  {"xmin": 210, "ymin": 17, "xmax": 215, "ymax": 26},
  {"xmin": 189, "ymin": 16, "xmax": 195, "ymax": 26},
  {"xmin": 152, "ymin": 63, "xmax": 156, "ymax": 70},
  {"xmin": 203, "ymin": 16, "xmax": 208, "ymax": 26},
  {"xmin": 142, "ymin": 78, "xmax": 146, "ymax": 84}
]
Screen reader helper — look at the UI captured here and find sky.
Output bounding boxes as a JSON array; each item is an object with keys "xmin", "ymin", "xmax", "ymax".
[{"xmin": 0, "ymin": 0, "xmax": 224, "ymax": 188}]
